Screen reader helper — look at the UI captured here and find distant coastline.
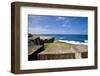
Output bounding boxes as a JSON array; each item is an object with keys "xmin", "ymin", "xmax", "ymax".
[
  {"xmin": 28, "ymin": 33, "xmax": 88, "ymax": 60},
  {"xmin": 31, "ymin": 34, "xmax": 88, "ymax": 42}
]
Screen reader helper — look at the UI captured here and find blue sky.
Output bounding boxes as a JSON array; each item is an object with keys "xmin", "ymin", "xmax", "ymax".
[{"xmin": 28, "ymin": 15, "xmax": 88, "ymax": 35}]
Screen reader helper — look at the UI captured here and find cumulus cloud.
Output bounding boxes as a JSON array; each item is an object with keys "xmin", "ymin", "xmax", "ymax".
[
  {"xmin": 62, "ymin": 24, "xmax": 67, "ymax": 27},
  {"xmin": 56, "ymin": 17, "xmax": 65, "ymax": 21},
  {"xmin": 61, "ymin": 17, "xmax": 78, "ymax": 28},
  {"xmin": 28, "ymin": 15, "xmax": 87, "ymax": 34},
  {"xmin": 29, "ymin": 26, "xmax": 49, "ymax": 34}
]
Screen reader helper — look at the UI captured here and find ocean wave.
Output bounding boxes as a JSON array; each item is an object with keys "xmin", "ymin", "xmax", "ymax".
[{"xmin": 58, "ymin": 40, "xmax": 88, "ymax": 45}]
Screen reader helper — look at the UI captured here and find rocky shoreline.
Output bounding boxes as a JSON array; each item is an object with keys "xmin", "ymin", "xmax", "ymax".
[{"xmin": 28, "ymin": 34, "xmax": 88, "ymax": 60}]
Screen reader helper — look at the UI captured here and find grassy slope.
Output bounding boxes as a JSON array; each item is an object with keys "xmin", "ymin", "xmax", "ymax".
[{"xmin": 44, "ymin": 40, "xmax": 72, "ymax": 49}]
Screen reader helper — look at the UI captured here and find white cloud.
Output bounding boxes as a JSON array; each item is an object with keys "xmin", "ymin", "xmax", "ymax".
[
  {"xmin": 61, "ymin": 18, "xmax": 78, "ymax": 28},
  {"xmin": 62, "ymin": 17, "xmax": 77, "ymax": 24},
  {"xmin": 62, "ymin": 23, "xmax": 71, "ymax": 28},
  {"xmin": 56, "ymin": 17, "xmax": 65, "ymax": 21},
  {"xmin": 29, "ymin": 26, "xmax": 49, "ymax": 34},
  {"xmin": 62, "ymin": 30, "xmax": 66, "ymax": 33},
  {"xmin": 63, "ymin": 20, "xmax": 70, "ymax": 24},
  {"xmin": 62, "ymin": 24, "xmax": 67, "ymax": 27},
  {"xmin": 28, "ymin": 16, "xmax": 44, "ymax": 25},
  {"xmin": 67, "ymin": 25, "xmax": 71, "ymax": 28}
]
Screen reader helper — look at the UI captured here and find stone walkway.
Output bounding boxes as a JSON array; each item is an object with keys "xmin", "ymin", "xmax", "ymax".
[
  {"xmin": 38, "ymin": 42, "xmax": 76, "ymax": 60},
  {"xmin": 28, "ymin": 41, "xmax": 88, "ymax": 60},
  {"xmin": 38, "ymin": 42, "xmax": 88, "ymax": 60},
  {"xmin": 39, "ymin": 43, "xmax": 75, "ymax": 54}
]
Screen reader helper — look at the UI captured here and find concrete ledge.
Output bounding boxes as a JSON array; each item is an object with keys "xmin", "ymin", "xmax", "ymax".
[
  {"xmin": 38, "ymin": 53, "xmax": 75, "ymax": 60},
  {"xmin": 73, "ymin": 45, "xmax": 88, "ymax": 58},
  {"xmin": 28, "ymin": 45, "xmax": 44, "ymax": 60}
]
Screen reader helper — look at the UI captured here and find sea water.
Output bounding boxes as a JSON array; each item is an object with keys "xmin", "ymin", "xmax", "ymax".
[{"xmin": 38, "ymin": 34, "xmax": 88, "ymax": 42}]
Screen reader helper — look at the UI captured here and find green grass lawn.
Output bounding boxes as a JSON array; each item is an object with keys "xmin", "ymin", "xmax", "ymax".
[
  {"xmin": 44, "ymin": 40, "xmax": 72, "ymax": 49},
  {"xmin": 44, "ymin": 43, "xmax": 51, "ymax": 49},
  {"xmin": 54, "ymin": 40, "xmax": 72, "ymax": 49}
]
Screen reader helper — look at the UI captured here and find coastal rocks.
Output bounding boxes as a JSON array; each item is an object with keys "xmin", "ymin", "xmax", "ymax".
[
  {"xmin": 28, "ymin": 37, "xmax": 41, "ymax": 46},
  {"xmin": 28, "ymin": 35, "xmax": 55, "ymax": 46},
  {"xmin": 28, "ymin": 34, "xmax": 55, "ymax": 60},
  {"xmin": 40, "ymin": 36, "xmax": 55, "ymax": 43},
  {"xmin": 28, "ymin": 33, "xmax": 88, "ymax": 60}
]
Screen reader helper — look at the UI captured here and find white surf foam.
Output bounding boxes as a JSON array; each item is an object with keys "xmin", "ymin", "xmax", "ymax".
[{"xmin": 58, "ymin": 40, "xmax": 88, "ymax": 45}]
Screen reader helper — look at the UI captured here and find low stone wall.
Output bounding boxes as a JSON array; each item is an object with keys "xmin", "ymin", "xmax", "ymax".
[
  {"xmin": 37, "ymin": 53, "xmax": 75, "ymax": 60},
  {"xmin": 81, "ymin": 52, "xmax": 88, "ymax": 58},
  {"xmin": 28, "ymin": 45, "xmax": 44, "ymax": 60},
  {"xmin": 72, "ymin": 45, "xmax": 88, "ymax": 58}
]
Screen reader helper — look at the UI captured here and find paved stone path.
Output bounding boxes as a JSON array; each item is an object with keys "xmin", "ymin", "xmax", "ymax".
[{"xmin": 39, "ymin": 43, "xmax": 75, "ymax": 54}]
